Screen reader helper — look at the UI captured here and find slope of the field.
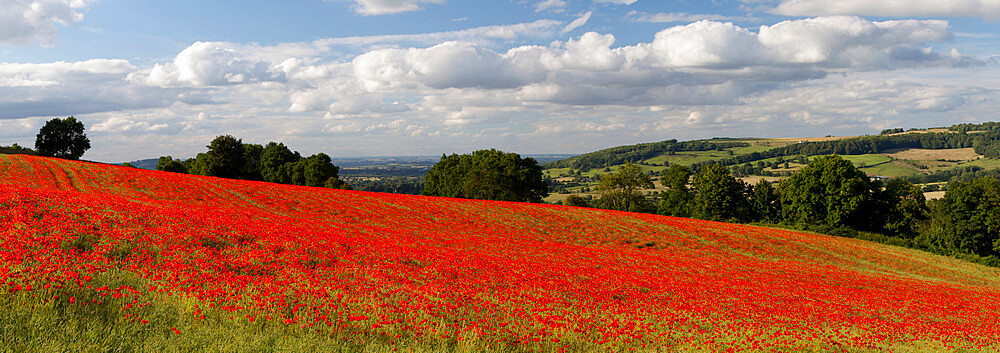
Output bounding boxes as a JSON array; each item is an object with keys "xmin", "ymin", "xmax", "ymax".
[{"xmin": 2, "ymin": 154, "xmax": 1000, "ymax": 352}]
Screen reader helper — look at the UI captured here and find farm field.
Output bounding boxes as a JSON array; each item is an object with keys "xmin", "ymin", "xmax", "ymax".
[{"xmin": 2, "ymin": 154, "xmax": 1000, "ymax": 351}]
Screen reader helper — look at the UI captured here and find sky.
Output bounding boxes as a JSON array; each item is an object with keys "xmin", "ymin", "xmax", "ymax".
[{"xmin": 1, "ymin": 0, "xmax": 999, "ymax": 162}]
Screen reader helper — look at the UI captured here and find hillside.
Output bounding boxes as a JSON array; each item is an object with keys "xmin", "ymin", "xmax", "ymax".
[
  {"xmin": 2, "ymin": 154, "xmax": 1000, "ymax": 351},
  {"xmin": 544, "ymin": 125, "xmax": 1000, "ymax": 202}
]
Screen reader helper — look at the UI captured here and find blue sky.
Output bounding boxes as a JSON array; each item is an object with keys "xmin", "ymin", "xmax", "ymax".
[{"xmin": 2, "ymin": 0, "xmax": 1000, "ymax": 162}]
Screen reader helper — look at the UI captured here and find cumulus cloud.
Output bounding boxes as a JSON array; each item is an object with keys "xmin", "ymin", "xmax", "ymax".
[
  {"xmin": 772, "ymin": 0, "xmax": 1000, "ymax": 20},
  {"xmin": 0, "ymin": 0, "xmax": 92, "ymax": 46},
  {"xmin": 353, "ymin": 41, "xmax": 536, "ymax": 90},
  {"xmin": 352, "ymin": 0, "xmax": 445, "ymax": 15},
  {"xmin": 90, "ymin": 116, "xmax": 169, "ymax": 133},
  {"xmin": 0, "ymin": 59, "xmax": 182, "ymax": 119},
  {"xmin": 147, "ymin": 41, "xmax": 317, "ymax": 86}
]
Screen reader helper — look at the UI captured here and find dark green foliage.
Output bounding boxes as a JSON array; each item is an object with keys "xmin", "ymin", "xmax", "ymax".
[
  {"xmin": 657, "ymin": 189, "xmax": 692, "ymax": 217},
  {"xmin": 545, "ymin": 139, "xmax": 749, "ymax": 171},
  {"xmin": 347, "ymin": 177, "xmax": 423, "ymax": 194},
  {"xmin": 596, "ymin": 163, "xmax": 653, "ymax": 212},
  {"xmin": 660, "ymin": 164, "xmax": 691, "ymax": 190},
  {"xmin": 880, "ymin": 128, "xmax": 904, "ymax": 135},
  {"xmin": 423, "ymin": 149, "xmax": 547, "ymax": 202},
  {"xmin": 155, "ymin": 137, "xmax": 349, "ymax": 189},
  {"xmin": 690, "ymin": 164, "xmax": 751, "ymax": 222},
  {"xmin": 260, "ymin": 142, "xmax": 301, "ymax": 184},
  {"xmin": 202, "ymin": 135, "xmax": 246, "ymax": 179},
  {"xmin": 927, "ymin": 177, "xmax": 1000, "ymax": 255},
  {"xmin": 878, "ymin": 179, "xmax": 929, "ymax": 238},
  {"xmin": 657, "ymin": 165, "xmax": 692, "ymax": 217},
  {"xmin": 121, "ymin": 162, "xmax": 136, "ymax": 168},
  {"xmin": 779, "ymin": 155, "xmax": 877, "ymax": 230},
  {"xmin": 287, "ymin": 153, "xmax": 340, "ymax": 187},
  {"xmin": 34, "ymin": 116, "xmax": 91, "ymax": 160},
  {"xmin": 242, "ymin": 143, "xmax": 264, "ymax": 181},
  {"xmin": 562, "ymin": 194, "xmax": 590, "ymax": 207},
  {"xmin": 0, "ymin": 143, "xmax": 37, "ymax": 156},
  {"xmin": 156, "ymin": 156, "xmax": 188, "ymax": 173},
  {"xmin": 324, "ymin": 176, "xmax": 352, "ymax": 190},
  {"xmin": 750, "ymin": 180, "xmax": 781, "ymax": 223}
]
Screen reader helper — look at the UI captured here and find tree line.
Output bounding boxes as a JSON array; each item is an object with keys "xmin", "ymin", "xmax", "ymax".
[
  {"xmin": 546, "ymin": 139, "xmax": 750, "ymax": 171},
  {"xmin": 689, "ymin": 132, "xmax": 990, "ymax": 172},
  {"xmin": 156, "ymin": 135, "xmax": 350, "ymax": 189},
  {"xmin": 575, "ymin": 157, "xmax": 1000, "ymax": 266}
]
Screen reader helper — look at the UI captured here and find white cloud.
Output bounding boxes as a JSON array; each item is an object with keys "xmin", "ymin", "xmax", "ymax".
[
  {"xmin": 312, "ymin": 19, "xmax": 563, "ymax": 48},
  {"xmin": 0, "ymin": 0, "xmax": 92, "ymax": 46},
  {"xmin": 0, "ymin": 59, "xmax": 181, "ymax": 119},
  {"xmin": 147, "ymin": 41, "xmax": 317, "ymax": 86},
  {"xmin": 561, "ymin": 11, "xmax": 592, "ymax": 34},
  {"xmin": 352, "ymin": 0, "xmax": 445, "ymax": 16},
  {"xmin": 626, "ymin": 11, "xmax": 733, "ymax": 23},
  {"xmin": 90, "ymin": 116, "xmax": 169, "ymax": 133},
  {"xmin": 535, "ymin": 0, "xmax": 567, "ymax": 12},
  {"xmin": 353, "ymin": 41, "xmax": 535, "ymax": 90},
  {"xmin": 596, "ymin": 0, "xmax": 637, "ymax": 5},
  {"xmin": 772, "ymin": 0, "xmax": 1000, "ymax": 20}
]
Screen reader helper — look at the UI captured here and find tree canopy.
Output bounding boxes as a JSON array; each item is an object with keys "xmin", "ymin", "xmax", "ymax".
[
  {"xmin": 35, "ymin": 116, "xmax": 91, "ymax": 160},
  {"xmin": 596, "ymin": 162, "xmax": 653, "ymax": 212},
  {"xmin": 779, "ymin": 155, "xmax": 877, "ymax": 230},
  {"xmin": 690, "ymin": 164, "xmax": 751, "ymax": 222},
  {"xmin": 423, "ymin": 149, "xmax": 547, "ymax": 202}
]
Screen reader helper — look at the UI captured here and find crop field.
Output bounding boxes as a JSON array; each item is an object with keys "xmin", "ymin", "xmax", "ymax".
[{"xmin": 3, "ymin": 154, "xmax": 1000, "ymax": 352}]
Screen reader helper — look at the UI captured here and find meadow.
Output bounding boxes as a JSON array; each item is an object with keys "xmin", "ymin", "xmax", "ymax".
[{"xmin": 2, "ymin": 154, "xmax": 1000, "ymax": 352}]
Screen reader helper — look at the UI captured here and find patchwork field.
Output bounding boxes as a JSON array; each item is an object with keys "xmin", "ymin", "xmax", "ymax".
[{"xmin": 2, "ymin": 154, "xmax": 1000, "ymax": 351}]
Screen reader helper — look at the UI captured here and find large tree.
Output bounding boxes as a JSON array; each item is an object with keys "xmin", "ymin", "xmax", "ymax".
[
  {"xmin": 927, "ymin": 177, "xmax": 1000, "ymax": 255},
  {"xmin": 156, "ymin": 156, "xmax": 187, "ymax": 173},
  {"xmin": 779, "ymin": 155, "xmax": 877, "ymax": 230},
  {"xmin": 597, "ymin": 162, "xmax": 653, "ymax": 212},
  {"xmin": 879, "ymin": 178, "xmax": 929, "ymax": 238},
  {"xmin": 657, "ymin": 164, "xmax": 692, "ymax": 217},
  {"xmin": 260, "ymin": 142, "xmax": 301, "ymax": 184},
  {"xmin": 690, "ymin": 164, "xmax": 751, "ymax": 222},
  {"xmin": 202, "ymin": 135, "xmax": 246, "ymax": 179},
  {"xmin": 35, "ymin": 116, "xmax": 91, "ymax": 160},
  {"xmin": 423, "ymin": 149, "xmax": 547, "ymax": 202}
]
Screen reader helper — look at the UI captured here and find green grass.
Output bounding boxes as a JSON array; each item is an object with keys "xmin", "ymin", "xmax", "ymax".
[{"xmin": 860, "ymin": 163, "xmax": 921, "ymax": 178}]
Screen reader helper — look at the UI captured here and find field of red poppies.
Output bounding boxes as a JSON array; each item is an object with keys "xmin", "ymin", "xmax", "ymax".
[{"xmin": 1, "ymin": 154, "xmax": 999, "ymax": 352}]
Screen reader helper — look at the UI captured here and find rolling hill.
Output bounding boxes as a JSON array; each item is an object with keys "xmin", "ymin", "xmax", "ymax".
[
  {"xmin": 544, "ymin": 125, "xmax": 1000, "ymax": 202},
  {"xmin": 1, "ymin": 154, "xmax": 999, "ymax": 351}
]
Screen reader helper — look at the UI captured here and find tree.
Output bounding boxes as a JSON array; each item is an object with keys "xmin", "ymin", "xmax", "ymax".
[
  {"xmin": 562, "ymin": 194, "xmax": 590, "ymax": 207},
  {"xmin": 927, "ymin": 177, "xmax": 1000, "ymax": 255},
  {"xmin": 156, "ymin": 156, "xmax": 188, "ymax": 173},
  {"xmin": 596, "ymin": 162, "xmax": 653, "ymax": 212},
  {"xmin": 286, "ymin": 153, "xmax": 341, "ymax": 187},
  {"xmin": 260, "ymin": 142, "xmax": 301, "ymax": 184},
  {"xmin": 657, "ymin": 164, "xmax": 692, "ymax": 217},
  {"xmin": 202, "ymin": 135, "xmax": 245, "ymax": 179},
  {"xmin": 779, "ymin": 155, "xmax": 876, "ymax": 230},
  {"xmin": 35, "ymin": 116, "xmax": 91, "ymax": 160},
  {"xmin": 423, "ymin": 149, "xmax": 547, "ymax": 202},
  {"xmin": 879, "ymin": 178, "xmax": 928, "ymax": 238},
  {"xmin": 690, "ymin": 164, "xmax": 751, "ymax": 222},
  {"xmin": 750, "ymin": 179, "xmax": 781, "ymax": 223},
  {"xmin": 242, "ymin": 143, "xmax": 264, "ymax": 181}
]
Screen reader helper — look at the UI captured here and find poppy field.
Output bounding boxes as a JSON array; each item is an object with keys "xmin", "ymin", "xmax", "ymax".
[{"xmin": 1, "ymin": 154, "xmax": 999, "ymax": 352}]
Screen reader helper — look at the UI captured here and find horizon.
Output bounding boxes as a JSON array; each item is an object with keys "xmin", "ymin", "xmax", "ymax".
[{"xmin": 2, "ymin": 0, "xmax": 999, "ymax": 163}]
